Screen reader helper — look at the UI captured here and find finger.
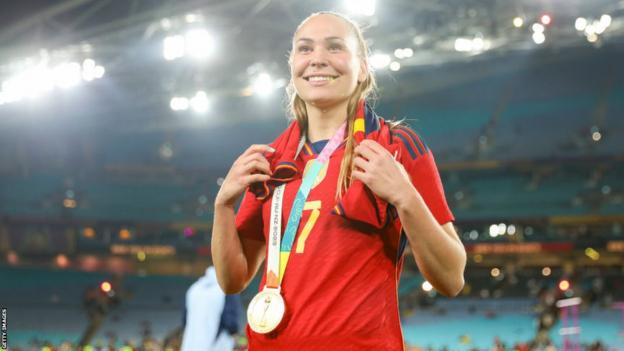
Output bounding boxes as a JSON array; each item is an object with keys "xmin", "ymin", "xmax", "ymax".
[
  {"xmin": 360, "ymin": 140, "xmax": 392, "ymax": 157},
  {"xmin": 245, "ymin": 160, "xmax": 272, "ymax": 175},
  {"xmin": 352, "ymin": 156, "xmax": 370, "ymax": 172},
  {"xmin": 242, "ymin": 173, "xmax": 271, "ymax": 185},
  {"xmin": 354, "ymin": 143, "xmax": 377, "ymax": 161},
  {"xmin": 240, "ymin": 153, "xmax": 271, "ymax": 170},
  {"xmin": 360, "ymin": 139, "xmax": 393, "ymax": 162},
  {"xmin": 351, "ymin": 170, "xmax": 369, "ymax": 184},
  {"xmin": 241, "ymin": 144, "xmax": 275, "ymax": 158}
]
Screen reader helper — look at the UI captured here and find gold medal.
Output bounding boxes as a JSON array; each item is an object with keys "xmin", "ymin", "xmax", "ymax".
[{"xmin": 247, "ymin": 287, "xmax": 285, "ymax": 334}]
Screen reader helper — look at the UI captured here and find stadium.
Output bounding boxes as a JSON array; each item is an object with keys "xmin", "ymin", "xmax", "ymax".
[{"xmin": 0, "ymin": 0, "xmax": 623, "ymax": 350}]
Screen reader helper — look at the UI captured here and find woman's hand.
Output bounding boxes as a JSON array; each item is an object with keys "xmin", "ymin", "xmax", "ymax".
[
  {"xmin": 215, "ymin": 144, "xmax": 274, "ymax": 208},
  {"xmin": 352, "ymin": 140, "xmax": 414, "ymax": 207}
]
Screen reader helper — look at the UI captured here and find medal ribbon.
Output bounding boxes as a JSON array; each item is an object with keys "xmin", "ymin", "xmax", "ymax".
[{"xmin": 265, "ymin": 121, "xmax": 346, "ymax": 288}]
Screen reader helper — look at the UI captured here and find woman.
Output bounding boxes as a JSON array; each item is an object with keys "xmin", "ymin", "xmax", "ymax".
[{"xmin": 212, "ymin": 11, "xmax": 466, "ymax": 350}]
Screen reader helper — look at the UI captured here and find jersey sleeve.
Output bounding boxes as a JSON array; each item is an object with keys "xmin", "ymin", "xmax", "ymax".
[
  {"xmin": 391, "ymin": 125, "xmax": 455, "ymax": 225},
  {"xmin": 234, "ymin": 190, "xmax": 265, "ymax": 242}
]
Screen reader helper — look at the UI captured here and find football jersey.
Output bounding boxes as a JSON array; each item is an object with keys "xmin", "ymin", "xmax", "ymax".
[{"xmin": 235, "ymin": 117, "xmax": 454, "ymax": 350}]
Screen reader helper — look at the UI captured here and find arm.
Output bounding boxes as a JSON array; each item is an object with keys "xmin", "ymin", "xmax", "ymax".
[
  {"xmin": 212, "ymin": 204, "xmax": 265, "ymax": 294},
  {"xmin": 352, "ymin": 139, "xmax": 466, "ymax": 297},
  {"xmin": 394, "ymin": 191, "xmax": 466, "ymax": 297},
  {"xmin": 212, "ymin": 144, "xmax": 273, "ymax": 294}
]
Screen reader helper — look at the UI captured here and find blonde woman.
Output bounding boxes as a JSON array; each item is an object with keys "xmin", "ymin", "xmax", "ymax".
[{"xmin": 212, "ymin": 12, "xmax": 466, "ymax": 350}]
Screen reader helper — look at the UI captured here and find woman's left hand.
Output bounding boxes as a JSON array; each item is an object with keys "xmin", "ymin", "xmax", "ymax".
[{"xmin": 352, "ymin": 139, "xmax": 415, "ymax": 206}]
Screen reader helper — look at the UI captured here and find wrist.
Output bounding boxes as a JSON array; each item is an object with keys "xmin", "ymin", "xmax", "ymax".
[
  {"xmin": 392, "ymin": 185, "xmax": 421, "ymax": 212},
  {"xmin": 214, "ymin": 197, "xmax": 236, "ymax": 210}
]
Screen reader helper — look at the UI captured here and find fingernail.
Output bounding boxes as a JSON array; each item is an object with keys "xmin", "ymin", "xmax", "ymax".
[{"xmin": 268, "ymin": 146, "xmax": 276, "ymax": 152}]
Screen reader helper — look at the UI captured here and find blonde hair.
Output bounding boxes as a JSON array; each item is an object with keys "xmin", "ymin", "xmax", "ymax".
[{"xmin": 286, "ymin": 12, "xmax": 377, "ymax": 198}]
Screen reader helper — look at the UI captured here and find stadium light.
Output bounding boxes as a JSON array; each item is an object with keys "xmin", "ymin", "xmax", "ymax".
[
  {"xmin": 421, "ymin": 281, "xmax": 433, "ymax": 292},
  {"xmin": 540, "ymin": 14, "xmax": 552, "ymax": 26},
  {"xmin": 251, "ymin": 73, "xmax": 276, "ymax": 97},
  {"xmin": 592, "ymin": 131, "xmax": 602, "ymax": 141},
  {"xmin": 497, "ymin": 223, "xmax": 507, "ymax": 236},
  {"xmin": 454, "ymin": 37, "xmax": 490, "ymax": 53},
  {"xmin": 593, "ymin": 21, "xmax": 605, "ymax": 35},
  {"xmin": 558, "ymin": 279, "xmax": 571, "ymax": 291},
  {"xmin": 490, "ymin": 268, "xmax": 501, "ymax": 277},
  {"xmin": 185, "ymin": 13, "xmax": 199, "ymax": 23},
  {"xmin": 513, "ymin": 17, "xmax": 524, "ymax": 28},
  {"xmin": 472, "ymin": 37, "xmax": 485, "ymax": 51},
  {"xmin": 185, "ymin": 29, "xmax": 214, "ymax": 59},
  {"xmin": 600, "ymin": 14, "xmax": 612, "ymax": 28},
  {"xmin": 455, "ymin": 38, "xmax": 471, "ymax": 52},
  {"xmin": 393, "ymin": 48, "xmax": 413, "ymax": 59},
  {"xmin": 54, "ymin": 62, "xmax": 82, "ymax": 89},
  {"xmin": 190, "ymin": 90, "xmax": 210, "ymax": 112},
  {"xmin": 575, "ymin": 17, "xmax": 587, "ymax": 31},
  {"xmin": 370, "ymin": 53, "xmax": 391, "ymax": 69},
  {"xmin": 170, "ymin": 96, "xmax": 189, "ymax": 111},
  {"xmin": 542, "ymin": 267, "xmax": 551, "ymax": 276},
  {"xmin": 82, "ymin": 59, "xmax": 96, "ymax": 81},
  {"xmin": 0, "ymin": 57, "xmax": 105, "ymax": 106},
  {"xmin": 163, "ymin": 29, "xmax": 215, "ymax": 61},
  {"xmin": 160, "ymin": 18, "xmax": 172, "ymax": 30},
  {"xmin": 532, "ymin": 23, "xmax": 545, "ymax": 33},
  {"xmin": 170, "ymin": 91, "xmax": 212, "ymax": 113},
  {"xmin": 100, "ymin": 281, "xmax": 112, "ymax": 293},
  {"xmin": 532, "ymin": 32, "xmax": 546, "ymax": 44},
  {"xmin": 389, "ymin": 62, "xmax": 400, "ymax": 71},
  {"xmin": 163, "ymin": 35, "xmax": 185, "ymax": 60},
  {"xmin": 489, "ymin": 224, "xmax": 498, "ymax": 237},
  {"xmin": 93, "ymin": 65, "xmax": 105, "ymax": 79}
]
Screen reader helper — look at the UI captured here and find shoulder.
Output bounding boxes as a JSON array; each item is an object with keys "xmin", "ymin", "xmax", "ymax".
[{"xmin": 388, "ymin": 123, "xmax": 430, "ymax": 160}]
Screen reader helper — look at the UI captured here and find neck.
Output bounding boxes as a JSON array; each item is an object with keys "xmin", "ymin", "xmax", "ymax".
[{"xmin": 305, "ymin": 100, "xmax": 349, "ymax": 142}]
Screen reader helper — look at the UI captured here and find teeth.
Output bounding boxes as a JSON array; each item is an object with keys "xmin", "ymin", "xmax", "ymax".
[{"xmin": 308, "ymin": 76, "xmax": 335, "ymax": 82}]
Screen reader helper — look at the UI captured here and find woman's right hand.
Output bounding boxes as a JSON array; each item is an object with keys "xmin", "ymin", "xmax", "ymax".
[{"xmin": 214, "ymin": 144, "xmax": 275, "ymax": 208}]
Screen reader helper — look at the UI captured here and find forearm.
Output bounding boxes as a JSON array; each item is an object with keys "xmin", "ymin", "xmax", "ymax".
[
  {"xmin": 211, "ymin": 203, "xmax": 253, "ymax": 294},
  {"xmin": 395, "ymin": 187, "xmax": 466, "ymax": 297}
]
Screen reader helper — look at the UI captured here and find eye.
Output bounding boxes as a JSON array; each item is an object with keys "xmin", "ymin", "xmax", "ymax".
[
  {"xmin": 328, "ymin": 43, "xmax": 344, "ymax": 52},
  {"xmin": 297, "ymin": 45, "xmax": 312, "ymax": 53}
]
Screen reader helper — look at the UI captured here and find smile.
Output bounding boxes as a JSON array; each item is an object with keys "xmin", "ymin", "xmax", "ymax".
[{"xmin": 304, "ymin": 75, "xmax": 338, "ymax": 82}]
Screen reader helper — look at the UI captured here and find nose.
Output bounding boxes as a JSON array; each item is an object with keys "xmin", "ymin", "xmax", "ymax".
[{"xmin": 309, "ymin": 47, "xmax": 328, "ymax": 68}]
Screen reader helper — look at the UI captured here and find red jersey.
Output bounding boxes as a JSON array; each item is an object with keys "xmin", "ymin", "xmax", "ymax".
[{"xmin": 236, "ymin": 117, "xmax": 454, "ymax": 350}]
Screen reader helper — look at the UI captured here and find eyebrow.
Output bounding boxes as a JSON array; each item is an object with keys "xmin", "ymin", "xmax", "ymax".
[{"xmin": 296, "ymin": 36, "xmax": 346, "ymax": 44}]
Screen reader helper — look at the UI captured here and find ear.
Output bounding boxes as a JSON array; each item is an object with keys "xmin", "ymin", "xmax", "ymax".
[{"xmin": 358, "ymin": 58, "xmax": 368, "ymax": 83}]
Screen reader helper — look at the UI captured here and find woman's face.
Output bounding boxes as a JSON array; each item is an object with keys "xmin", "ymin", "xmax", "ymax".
[{"xmin": 291, "ymin": 14, "xmax": 366, "ymax": 110}]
